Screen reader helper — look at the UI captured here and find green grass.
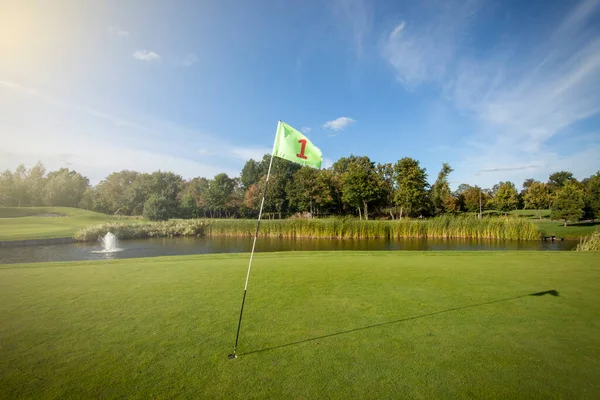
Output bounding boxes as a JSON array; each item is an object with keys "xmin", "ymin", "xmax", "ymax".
[
  {"xmin": 0, "ymin": 207, "xmax": 112, "ymax": 241},
  {"xmin": 1, "ymin": 251, "xmax": 599, "ymax": 399},
  {"xmin": 509, "ymin": 209, "xmax": 551, "ymax": 218},
  {"xmin": 534, "ymin": 220, "xmax": 600, "ymax": 239}
]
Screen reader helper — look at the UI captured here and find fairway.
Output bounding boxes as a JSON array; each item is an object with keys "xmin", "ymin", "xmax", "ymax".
[
  {"xmin": 0, "ymin": 207, "xmax": 112, "ymax": 242},
  {"xmin": 534, "ymin": 220, "xmax": 600, "ymax": 239},
  {"xmin": 1, "ymin": 252, "xmax": 599, "ymax": 399}
]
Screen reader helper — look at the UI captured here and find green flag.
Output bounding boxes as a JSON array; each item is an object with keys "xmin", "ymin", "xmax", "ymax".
[{"xmin": 272, "ymin": 121, "xmax": 323, "ymax": 169}]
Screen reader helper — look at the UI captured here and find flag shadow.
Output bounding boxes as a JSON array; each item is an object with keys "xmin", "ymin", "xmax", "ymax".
[{"xmin": 242, "ymin": 290, "xmax": 559, "ymax": 356}]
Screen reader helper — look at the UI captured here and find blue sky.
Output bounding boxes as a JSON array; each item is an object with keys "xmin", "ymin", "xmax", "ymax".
[{"xmin": 1, "ymin": 0, "xmax": 599, "ymax": 189}]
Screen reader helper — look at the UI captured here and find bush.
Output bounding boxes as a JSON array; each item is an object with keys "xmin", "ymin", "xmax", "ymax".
[{"xmin": 143, "ymin": 195, "xmax": 177, "ymax": 221}]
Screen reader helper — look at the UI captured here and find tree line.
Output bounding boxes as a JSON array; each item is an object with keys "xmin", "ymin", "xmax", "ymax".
[{"xmin": 1, "ymin": 156, "xmax": 599, "ymax": 225}]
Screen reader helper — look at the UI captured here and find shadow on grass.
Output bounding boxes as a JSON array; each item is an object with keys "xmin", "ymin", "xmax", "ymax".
[{"xmin": 242, "ymin": 290, "xmax": 560, "ymax": 356}]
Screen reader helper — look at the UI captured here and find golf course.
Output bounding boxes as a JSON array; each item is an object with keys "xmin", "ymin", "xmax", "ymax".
[{"xmin": 1, "ymin": 251, "xmax": 599, "ymax": 398}]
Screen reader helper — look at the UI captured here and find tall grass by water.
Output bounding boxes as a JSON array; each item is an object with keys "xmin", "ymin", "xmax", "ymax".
[
  {"xmin": 576, "ymin": 229, "xmax": 600, "ymax": 251},
  {"xmin": 74, "ymin": 215, "xmax": 541, "ymax": 242}
]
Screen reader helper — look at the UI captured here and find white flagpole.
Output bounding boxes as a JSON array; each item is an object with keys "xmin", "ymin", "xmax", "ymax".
[{"xmin": 229, "ymin": 126, "xmax": 277, "ymax": 359}]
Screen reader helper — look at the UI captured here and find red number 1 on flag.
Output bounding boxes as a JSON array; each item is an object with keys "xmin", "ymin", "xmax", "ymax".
[{"xmin": 296, "ymin": 139, "xmax": 308, "ymax": 159}]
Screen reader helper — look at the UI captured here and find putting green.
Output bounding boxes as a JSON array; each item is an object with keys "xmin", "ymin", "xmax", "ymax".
[{"xmin": 1, "ymin": 251, "xmax": 599, "ymax": 398}]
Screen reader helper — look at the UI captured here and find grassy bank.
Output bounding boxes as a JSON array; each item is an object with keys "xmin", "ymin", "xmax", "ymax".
[
  {"xmin": 74, "ymin": 215, "xmax": 541, "ymax": 242},
  {"xmin": 1, "ymin": 251, "xmax": 599, "ymax": 398},
  {"xmin": 0, "ymin": 207, "xmax": 112, "ymax": 241},
  {"xmin": 534, "ymin": 220, "xmax": 600, "ymax": 239}
]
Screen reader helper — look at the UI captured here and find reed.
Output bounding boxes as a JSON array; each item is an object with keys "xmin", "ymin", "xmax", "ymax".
[
  {"xmin": 575, "ymin": 229, "xmax": 600, "ymax": 251},
  {"xmin": 74, "ymin": 216, "xmax": 541, "ymax": 242}
]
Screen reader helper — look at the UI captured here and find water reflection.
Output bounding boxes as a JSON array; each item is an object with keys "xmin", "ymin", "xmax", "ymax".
[{"xmin": 0, "ymin": 236, "xmax": 578, "ymax": 265}]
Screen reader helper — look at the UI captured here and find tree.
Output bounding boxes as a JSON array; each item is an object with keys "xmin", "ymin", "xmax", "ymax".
[
  {"xmin": 287, "ymin": 167, "xmax": 334, "ymax": 216},
  {"xmin": 550, "ymin": 181, "xmax": 584, "ymax": 227},
  {"xmin": 79, "ymin": 187, "xmax": 102, "ymax": 211},
  {"xmin": 25, "ymin": 162, "xmax": 47, "ymax": 206},
  {"xmin": 95, "ymin": 170, "xmax": 141, "ymax": 214},
  {"xmin": 522, "ymin": 178, "xmax": 535, "ymax": 192},
  {"xmin": 393, "ymin": 157, "xmax": 430, "ymax": 218},
  {"xmin": 376, "ymin": 163, "xmax": 396, "ymax": 219},
  {"xmin": 44, "ymin": 168, "xmax": 89, "ymax": 207},
  {"xmin": 179, "ymin": 192, "xmax": 199, "ymax": 218},
  {"xmin": 583, "ymin": 172, "xmax": 600, "ymax": 220},
  {"xmin": 493, "ymin": 181, "xmax": 519, "ymax": 213},
  {"xmin": 523, "ymin": 181, "xmax": 549, "ymax": 218},
  {"xmin": 547, "ymin": 171, "xmax": 575, "ymax": 194},
  {"xmin": 143, "ymin": 195, "xmax": 174, "ymax": 221},
  {"xmin": 457, "ymin": 185, "xmax": 487, "ymax": 214},
  {"xmin": 339, "ymin": 156, "xmax": 382, "ymax": 220},
  {"xmin": 12, "ymin": 164, "xmax": 29, "ymax": 207},
  {"xmin": 243, "ymin": 182, "xmax": 262, "ymax": 214},
  {"xmin": 0, "ymin": 170, "xmax": 15, "ymax": 206},
  {"xmin": 205, "ymin": 173, "xmax": 235, "ymax": 218},
  {"xmin": 430, "ymin": 163, "xmax": 453, "ymax": 215},
  {"xmin": 240, "ymin": 159, "xmax": 261, "ymax": 191},
  {"xmin": 126, "ymin": 171, "xmax": 183, "ymax": 216}
]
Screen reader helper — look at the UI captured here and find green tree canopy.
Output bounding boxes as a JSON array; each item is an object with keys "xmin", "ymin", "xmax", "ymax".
[
  {"xmin": 205, "ymin": 173, "xmax": 235, "ymax": 218},
  {"xmin": 547, "ymin": 171, "xmax": 576, "ymax": 193},
  {"xmin": 142, "ymin": 195, "xmax": 176, "ymax": 221},
  {"xmin": 523, "ymin": 181, "xmax": 549, "ymax": 218},
  {"xmin": 44, "ymin": 168, "xmax": 89, "ymax": 207},
  {"xmin": 339, "ymin": 156, "xmax": 382, "ymax": 220},
  {"xmin": 393, "ymin": 157, "xmax": 430, "ymax": 218},
  {"xmin": 583, "ymin": 172, "xmax": 600, "ymax": 220},
  {"xmin": 431, "ymin": 163, "xmax": 453, "ymax": 215},
  {"xmin": 551, "ymin": 181, "xmax": 585, "ymax": 227},
  {"xmin": 493, "ymin": 181, "xmax": 519, "ymax": 213}
]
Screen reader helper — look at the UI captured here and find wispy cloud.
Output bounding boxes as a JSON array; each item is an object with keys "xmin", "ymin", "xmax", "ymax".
[
  {"xmin": 476, "ymin": 165, "xmax": 540, "ymax": 175},
  {"xmin": 331, "ymin": 0, "xmax": 373, "ymax": 55},
  {"xmin": 108, "ymin": 25, "xmax": 130, "ymax": 37},
  {"xmin": 180, "ymin": 53, "xmax": 199, "ymax": 67},
  {"xmin": 323, "ymin": 117, "xmax": 355, "ymax": 131},
  {"xmin": 301, "ymin": 127, "xmax": 312, "ymax": 134},
  {"xmin": 0, "ymin": 81, "xmax": 246, "ymax": 182},
  {"xmin": 133, "ymin": 50, "xmax": 161, "ymax": 62},
  {"xmin": 0, "ymin": 80, "xmax": 159, "ymax": 134},
  {"xmin": 383, "ymin": 1, "xmax": 478, "ymax": 88},
  {"xmin": 384, "ymin": 0, "xmax": 600, "ymax": 187}
]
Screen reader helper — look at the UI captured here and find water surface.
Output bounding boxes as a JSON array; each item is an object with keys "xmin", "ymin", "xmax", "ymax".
[{"xmin": 0, "ymin": 236, "xmax": 577, "ymax": 264}]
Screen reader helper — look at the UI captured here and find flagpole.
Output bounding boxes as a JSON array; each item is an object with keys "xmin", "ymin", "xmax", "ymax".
[{"xmin": 228, "ymin": 126, "xmax": 277, "ymax": 359}]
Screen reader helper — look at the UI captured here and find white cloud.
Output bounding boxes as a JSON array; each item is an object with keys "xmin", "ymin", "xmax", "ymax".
[
  {"xmin": 301, "ymin": 127, "xmax": 312, "ymax": 134},
  {"xmin": 383, "ymin": 1, "xmax": 478, "ymax": 87},
  {"xmin": 133, "ymin": 50, "xmax": 161, "ymax": 62},
  {"xmin": 230, "ymin": 147, "xmax": 271, "ymax": 162},
  {"xmin": 0, "ymin": 81, "xmax": 248, "ymax": 183},
  {"xmin": 323, "ymin": 117, "xmax": 356, "ymax": 131},
  {"xmin": 181, "ymin": 53, "xmax": 199, "ymax": 67},
  {"xmin": 384, "ymin": 0, "xmax": 600, "ymax": 188},
  {"xmin": 108, "ymin": 25, "xmax": 129, "ymax": 36}
]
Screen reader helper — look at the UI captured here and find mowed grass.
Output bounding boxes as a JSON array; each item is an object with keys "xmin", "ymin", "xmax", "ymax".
[
  {"xmin": 0, "ymin": 207, "xmax": 112, "ymax": 241},
  {"xmin": 1, "ymin": 252, "xmax": 599, "ymax": 399},
  {"xmin": 534, "ymin": 220, "xmax": 600, "ymax": 239}
]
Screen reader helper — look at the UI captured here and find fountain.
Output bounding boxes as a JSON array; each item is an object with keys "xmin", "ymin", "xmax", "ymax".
[{"xmin": 92, "ymin": 232, "xmax": 123, "ymax": 253}]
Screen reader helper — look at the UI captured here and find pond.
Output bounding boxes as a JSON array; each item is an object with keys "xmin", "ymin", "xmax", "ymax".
[{"xmin": 0, "ymin": 236, "xmax": 578, "ymax": 264}]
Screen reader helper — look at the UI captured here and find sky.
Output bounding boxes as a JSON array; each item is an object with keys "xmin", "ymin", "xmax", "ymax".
[{"xmin": 1, "ymin": 0, "xmax": 599, "ymax": 189}]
